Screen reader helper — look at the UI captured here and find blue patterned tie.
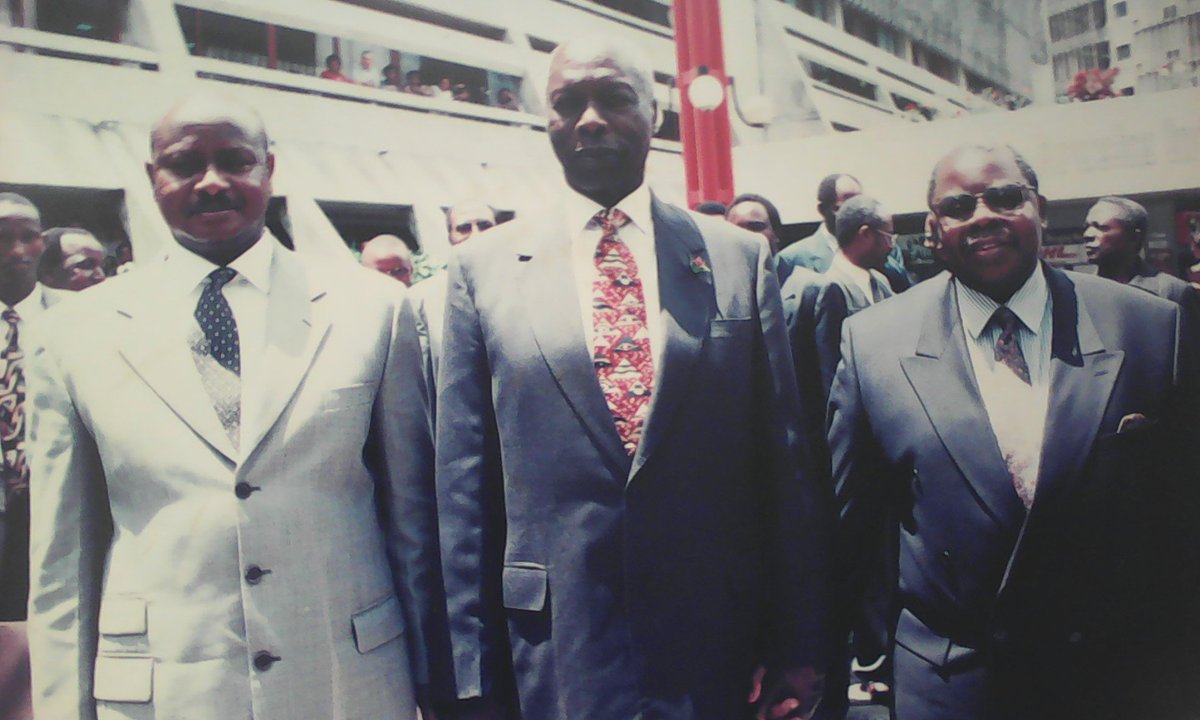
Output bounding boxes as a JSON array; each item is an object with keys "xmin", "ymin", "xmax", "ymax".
[
  {"xmin": 991, "ymin": 307, "xmax": 1030, "ymax": 385},
  {"xmin": 195, "ymin": 267, "xmax": 240, "ymax": 375}
]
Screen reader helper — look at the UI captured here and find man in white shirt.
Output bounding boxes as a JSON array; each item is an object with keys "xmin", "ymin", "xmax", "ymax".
[
  {"xmin": 0, "ymin": 192, "xmax": 54, "ymax": 720},
  {"xmin": 26, "ymin": 92, "xmax": 443, "ymax": 720},
  {"xmin": 827, "ymin": 143, "xmax": 1199, "ymax": 719},
  {"xmin": 435, "ymin": 34, "xmax": 831, "ymax": 720}
]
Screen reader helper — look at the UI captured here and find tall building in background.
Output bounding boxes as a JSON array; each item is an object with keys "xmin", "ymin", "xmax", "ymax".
[{"xmin": 1046, "ymin": 0, "xmax": 1199, "ymax": 97}]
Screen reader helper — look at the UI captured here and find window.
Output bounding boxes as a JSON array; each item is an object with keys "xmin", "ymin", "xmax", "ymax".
[
  {"xmin": 1113, "ymin": 2, "xmax": 1127, "ymax": 18},
  {"xmin": 1167, "ymin": 49, "xmax": 1181, "ymax": 60},
  {"xmin": 911, "ymin": 43, "xmax": 958, "ymax": 83},
  {"xmin": 805, "ymin": 60, "xmax": 878, "ymax": 101},
  {"xmin": 842, "ymin": 6, "xmax": 902, "ymax": 57},
  {"xmin": 782, "ymin": 0, "xmax": 835, "ymax": 25},
  {"xmin": 586, "ymin": 0, "xmax": 671, "ymax": 28},
  {"xmin": 177, "ymin": 7, "xmax": 273, "ymax": 67},
  {"xmin": 1048, "ymin": 1, "xmax": 1106, "ymax": 42},
  {"xmin": 1164, "ymin": 5, "xmax": 1178, "ymax": 20},
  {"xmin": 1117, "ymin": 44, "xmax": 1130, "ymax": 60},
  {"xmin": 31, "ymin": 0, "xmax": 131, "ymax": 42},
  {"xmin": 1051, "ymin": 41, "xmax": 1111, "ymax": 84}
]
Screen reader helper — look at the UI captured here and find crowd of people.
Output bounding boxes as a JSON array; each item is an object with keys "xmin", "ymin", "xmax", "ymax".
[
  {"xmin": 0, "ymin": 31, "xmax": 1197, "ymax": 720},
  {"xmin": 318, "ymin": 51, "xmax": 523, "ymax": 111}
]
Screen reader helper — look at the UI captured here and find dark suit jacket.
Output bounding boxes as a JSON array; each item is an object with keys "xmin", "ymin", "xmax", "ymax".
[
  {"xmin": 828, "ymin": 266, "xmax": 1199, "ymax": 719},
  {"xmin": 436, "ymin": 195, "xmax": 832, "ymax": 720}
]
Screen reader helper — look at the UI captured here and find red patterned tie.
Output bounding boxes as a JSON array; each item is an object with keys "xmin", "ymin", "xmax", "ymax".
[
  {"xmin": 992, "ymin": 307, "xmax": 1031, "ymax": 385},
  {"xmin": 0, "ymin": 309, "xmax": 28, "ymax": 496},
  {"xmin": 592, "ymin": 208, "xmax": 653, "ymax": 456}
]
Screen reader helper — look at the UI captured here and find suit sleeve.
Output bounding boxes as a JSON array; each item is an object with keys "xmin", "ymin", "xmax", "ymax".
[
  {"xmin": 754, "ymin": 242, "xmax": 834, "ymax": 671},
  {"xmin": 367, "ymin": 287, "xmax": 450, "ymax": 700},
  {"xmin": 812, "ymin": 283, "xmax": 850, "ymax": 410},
  {"xmin": 434, "ymin": 254, "xmax": 506, "ymax": 700},
  {"xmin": 26, "ymin": 336, "xmax": 111, "ymax": 720},
  {"xmin": 826, "ymin": 321, "xmax": 893, "ymax": 643}
]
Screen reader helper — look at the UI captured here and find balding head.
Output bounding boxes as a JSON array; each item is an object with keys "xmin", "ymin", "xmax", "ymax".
[
  {"xmin": 546, "ymin": 35, "xmax": 657, "ymax": 207},
  {"xmin": 361, "ymin": 234, "xmax": 414, "ymax": 286},
  {"xmin": 146, "ymin": 92, "xmax": 274, "ymax": 265}
]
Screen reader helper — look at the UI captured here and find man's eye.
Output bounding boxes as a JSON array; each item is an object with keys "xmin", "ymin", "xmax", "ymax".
[
  {"xmin": 216, "ymin": 151, "xmax": 257, "ymax": 173},
  {"xmin": 162, "ymin": 156, "xmax": 205, "ymax": 177},
  {"xmin": 553, "ymin": 95, "xmax": 585, "ymax": 116}
]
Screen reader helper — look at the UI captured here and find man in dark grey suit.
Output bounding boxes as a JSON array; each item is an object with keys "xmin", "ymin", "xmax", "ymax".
[
  {"xmin": 828, "ymin": 144, "xmax": 1198, "ymax": 719},
  {"xmin": 1084, "ymin": 195, "xmax": 1200, "ymax": 317},
  {"xmin": 435, "ymin": 35, "xmax": 831, "ymax": 720}
]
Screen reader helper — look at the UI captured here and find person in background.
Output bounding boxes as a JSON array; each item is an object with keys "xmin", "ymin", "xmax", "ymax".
[
  {"xmin": 496, "ymin": 87, "xmax": 521, "ymax": 111},
  {"xmin": 353, "ymin": 50, "xmax": 376, "ymax": 86},
  {"xmin": 382, "ymin": 64, "xmax": 404, "ymax": 92},
  {"xmin": 435, "ymin": 34, "xmax": 830, "ymax": 720},
  {"xmin": 726, "ymin": 192, "xmax": 783, "ymax": 255},
  {"xmin": 1084, "ymin": 196, "xmax": 1200, "ymax": 318},
  {"xmin": 318, "ymin": 54, "xmax": 351, "ymax": 83},
  {"xmin": 361, "ymin": 234, "xmax": 415, "ymax": 286},
  {"xmin": 828, "ymin": 143, "xmax": 1199, "ymax": 719},
  {"xmin": 36, "ymin": 227, "xmax": 107, "ymax": 292},
  {"xmin": 0, "ymin": 192, "xmax": 53, "ymax": 720}
]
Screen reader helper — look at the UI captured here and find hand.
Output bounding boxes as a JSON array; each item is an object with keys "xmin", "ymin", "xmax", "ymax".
[{"xmin": 748, "ymin": 665, "xmax": 825, "ymax": 720}]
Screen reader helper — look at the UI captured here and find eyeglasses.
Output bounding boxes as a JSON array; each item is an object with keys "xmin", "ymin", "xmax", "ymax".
[
  {"xmin": 454, "ymin": 220, "xmax": 495, "ymax": 235},
  {"xmin": 932, "ymin": 184, "xmax": 1034, "ymax": 222},
  {"xmin": 737, "ymin": 221, "xmax": 770, "ymax": 233}
]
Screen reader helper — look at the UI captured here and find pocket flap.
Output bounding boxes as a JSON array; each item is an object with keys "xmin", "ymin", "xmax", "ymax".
[
  {"xmin": 502, "ymin": 564, "xmax": 548, "ymax": 612},
  {"xmin": 321, "ymin": 383, "xmax": 378, "ymax": 412},
  {"xmin": 351, "ymin": 594, "xmax": 406, "ymax": 654},
  {"xmin": 93, "ymin": 655, "xmax": 153, "ymax": 702},
  {"xmin": 98, "ymin": 596, "xmax": 147, "ymax": 636},
  {"xmin": 894, "ymin": 607, "xmax": 951, "ymax": 668}
]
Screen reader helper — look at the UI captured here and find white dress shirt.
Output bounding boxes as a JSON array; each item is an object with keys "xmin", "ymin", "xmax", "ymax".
[
  {"xmin": 158, "ymin": 234, "xmax": 274, "ymax": 452},
  {"xmin": 564, "ymin": 183, "xmax": 663, "ymax": 373},
  {"xmin": 5, "ymin": 284, "xmax": 55, "ymax": 344},
  {"xmin": 955, "ymin": 265, "xmax": 1052, "ymax": 506}
]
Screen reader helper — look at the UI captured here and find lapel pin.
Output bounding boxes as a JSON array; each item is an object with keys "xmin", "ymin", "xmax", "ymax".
[{"xmin": 690, "ymin": 254, "xmax": 711, "ymax": 276}]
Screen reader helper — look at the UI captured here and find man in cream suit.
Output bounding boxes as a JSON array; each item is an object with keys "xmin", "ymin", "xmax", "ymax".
[
  {"xmin": 27, "ymin": 93, "xmax": 441, "ymax": 719},
  {"xmin": 828, "ymin": 144, "xmax": 1199, "ymax": 719},
  {"xmin": 435, "ymin": 36, "xmax": 831, "ymax": 720}
]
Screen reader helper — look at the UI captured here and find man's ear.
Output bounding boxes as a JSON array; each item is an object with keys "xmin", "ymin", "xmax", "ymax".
[
  {"xmin": 1036, "ymin": 193, "xmax": 1048, "ymax": 229},
  {"xmin": 924, "ymin": 213, "xmax": 941, "ymax": 248},
  {"xmin": 266, "ymin": 152, "xmax": 276, "ymax": 179}
]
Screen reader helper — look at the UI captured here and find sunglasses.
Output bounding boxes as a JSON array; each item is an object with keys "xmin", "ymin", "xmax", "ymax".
[
  {"xmin": 454, "ymin": 220, "xmax": 495, "ymax": 234},
  {"xmin": 932, "ymin": 183, "xmax": 1034, "ymax": 222}
]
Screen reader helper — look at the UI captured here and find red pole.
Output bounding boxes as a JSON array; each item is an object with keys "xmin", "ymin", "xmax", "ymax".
[
  {"xmin": 672, "ymin": 0, "xmax": 735, "ymax": 208},
  {"xmin": 266, "ymin": 24, "xmax": 278, "ymax": 70}
]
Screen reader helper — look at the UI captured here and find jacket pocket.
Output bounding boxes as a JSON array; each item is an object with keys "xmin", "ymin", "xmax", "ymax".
[
  {"xmin": 93, "ymin": 654, "xmax": 153, "ymax": 703},
  {"xmin": 894, "ymin": 607, "xmax": 978, "ymax": 670},
  {"xmin": 351, "ymin": 594, "xmax": 406, "ymax": 654},
  {"xmin": 98, "ymin": 596, "xmax": 147, "ymax": 636},
  {"xmin": 321, "ymin": 383, "xmax": 378, "ymax": 413},
  {"xmin": 502, "ymin": 564, "xmax": 548, "ymax": 612}
]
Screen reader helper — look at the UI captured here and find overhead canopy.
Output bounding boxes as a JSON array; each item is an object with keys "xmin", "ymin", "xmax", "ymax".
[{"xmin": 734, "ymin": 86, "xmax": 1200, "ymax": 223}]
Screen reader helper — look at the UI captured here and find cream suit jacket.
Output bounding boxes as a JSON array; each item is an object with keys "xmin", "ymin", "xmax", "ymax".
[{"xmin": 26, "ymin": 239, "xmax": 439, "ymax": 719}]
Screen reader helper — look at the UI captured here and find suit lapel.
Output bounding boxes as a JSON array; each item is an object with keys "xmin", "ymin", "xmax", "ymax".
[
  {"xmin": 899, "ymin": 276, "xmax": 1026, "ymax": 530},
  {"xmin": 629, "ymin": 199, "xmax": 713, "ymax": 481},
  {"xmin": 996, "ymin": 267, "xmax": 1122, "ymax": 596},
  {"xmin": 241, "ymin": 249, "xmax": 331, "ymax": 462},
  {"xmin": 117, "ymin": 270, "xmax": 238, "ymax": 463},
  {"xmin": 521, "ymin": 215, "xmax": 629, "ymax": 476}
]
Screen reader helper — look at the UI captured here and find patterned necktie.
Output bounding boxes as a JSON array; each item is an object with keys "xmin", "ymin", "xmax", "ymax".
[
  {"xmin": 991, "ymin": 306, "xmax": 1030, "ymax": 385},
  {"xmin": 0, "ymin": 309, "xmax": 27, "ymax": 495},
  {"xmin": 592, "ymin": 208, "xmax": 653, "ymax": 456},
  {"xmin": 192, "ymin": 267, "xmax": 241, "ymax": 445}
]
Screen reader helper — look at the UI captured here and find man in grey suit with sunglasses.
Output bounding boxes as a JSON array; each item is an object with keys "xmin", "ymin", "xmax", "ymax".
[{"xmin": 828, "ymin": 143, "xmax": 1199, "ymax": 720}]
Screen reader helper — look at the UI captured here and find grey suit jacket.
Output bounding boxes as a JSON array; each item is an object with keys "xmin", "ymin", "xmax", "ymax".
[
  {"xmin": 828, "ymin": 266, "xmax": 1199, "ymax": 718},
  {"xmin": 436, "ymin": 195, "xmax": 832, "ymax": 720},
  {"xmin": 27, "ymin": 241, "xmax": 440, "ymax": 719}
]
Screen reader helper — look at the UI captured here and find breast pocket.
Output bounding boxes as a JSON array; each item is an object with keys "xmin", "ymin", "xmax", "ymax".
[
  {"xmin": 709, "ymin": 317, "xmax": 752, "ymax": 338},
  {"xmin": 320, "ymin": 382, "xmax": 378, "ymax": 414}
]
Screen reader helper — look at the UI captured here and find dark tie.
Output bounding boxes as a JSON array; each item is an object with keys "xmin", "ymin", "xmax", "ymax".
[
  {"xmin": 192, "ymin": 268, "xmax": 241, "ymax": 444},
  {"xmin": 0, "ymin": 309, "xmax": 27, "ymax": 496},
  {"xmin": 991, "ymin": 306, "xmax": 1030, "ymax": 385},
  {"xmin": 591, "ymin": 208, "xmax": 653, "ymax": 456}
]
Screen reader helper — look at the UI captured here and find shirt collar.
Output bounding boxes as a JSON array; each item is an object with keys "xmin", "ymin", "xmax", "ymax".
[
  {"xmin": 162, "ymin": 231, "xmax": 275, "ymax": 297},
  {"xmin": 562, "ymin": 182, "xmax": 653, "ymax": 238},
  {"xmin": 957, "ymin": 262, "xmax": 1049, "ymax": 340},
  {"xmin": 817, "ymin": 224, "xmax": 838, "ymax": 254},
  {"xmin": 830, "ymin": 251, "xmax": 873, "ymax": 297},
  {"xmin": 8, "ymin": 284, "xmax": 48, "ymax": 315}
]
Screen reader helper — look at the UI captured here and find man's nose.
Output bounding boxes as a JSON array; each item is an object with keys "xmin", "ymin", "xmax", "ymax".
[
  {"xmin": 195, "ymin": 164, "xmax": 230, "ymax": 193},
  {"xmin": 577, "ymin": 101, "xmax": 607, "ymax": 133}
]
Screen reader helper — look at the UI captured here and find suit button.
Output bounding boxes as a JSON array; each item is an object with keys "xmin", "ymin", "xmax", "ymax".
[
  {"xmin": 244, "ymin": 565, "xmax": 269, "ymax": 585},
  {"xmin": 235, "ymin": 482, "xmax": 258, "ymax": 499},
  {"xmin": 253, "ymin": 651, "xmax": 280, "ymax": 671}
]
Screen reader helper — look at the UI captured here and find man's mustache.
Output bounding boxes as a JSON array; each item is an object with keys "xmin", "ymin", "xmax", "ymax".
[{"xmin": 190, "ymin": 194, "xmax": 241, "ymax": 215}]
